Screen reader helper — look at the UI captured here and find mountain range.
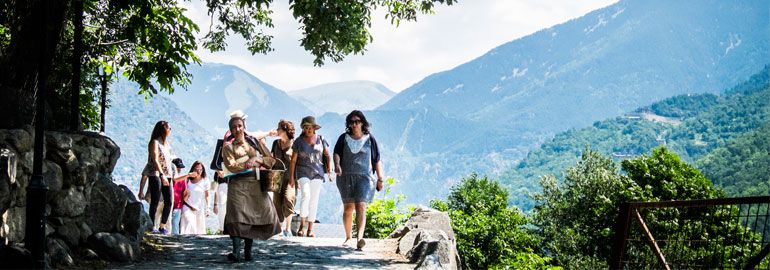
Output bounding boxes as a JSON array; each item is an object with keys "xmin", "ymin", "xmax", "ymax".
[
  {"xmin": 106, "ymin": 0, "xmax": 770, "ymax": 222},
  {"xmin": 289, "ymin": 81, "xmax": 395, "ymax": 115},
  {"xmin": 501, "ymin": 66, "xmax": 770, "ymax": 210},
  {"xmin": 162, "ymin": 63, "xmax": 313, "ymax": 135}
]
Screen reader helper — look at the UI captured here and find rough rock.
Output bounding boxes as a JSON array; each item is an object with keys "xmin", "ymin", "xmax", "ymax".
[
  {"xmin": 407, "ymin": 230, "xmax": 455, "ymax": 269},
  {"xmin": 0, "ymin": 129, "xmax": 135, "ymax": 264},
  {"xmin": 102, "ymin": 137, "xmax": 120, "ymax": 174},
  {"xmin": 54, "ymin": 220, "xmax": 82, "ymax": 247},
  {"xmin": 120, "ymin": 185, "xmax": 151, "ymax": 256},
  {"xmin": 0, "ymin": 243, "xmax": 32, "ymax": 268},
  {"xmin": 71, "ymin": 161, "xmax": 97, "ymax": 187},
  {"xmin": 45, "ymin": 223, "xmax": 55, "ymax": 237},
  {"xmin": 415, "ymin": 254, "xmax": 443, "ymax": 270},
  {"xmin": 0, "ymin": 129, "xmax": 33, "ymax": 153},
  {"xmin": 79, "ymin": 248, "xmax": 99, "ymax": 261},
  {"xmin": 3, "ymin": 206, "xmax": 25, "ymax": 243},
  {"xmin": 43, "ymin": 160, "xmax": 63, "ymax": 192},
  {"xmin": 47, "ymin": 132, "xmax": 74, "ymax": 151},
  {"xmin": 78, "ymin": 222, "xmax": 93, "ymax": 246},
  {"xmin": 87, "ymin": 232, "xmax": 135, "ymax": 262},
  {"xmin": 50, "ymin": 187, "xmax": 86, "ymax": 217},
  {"xmin": 49, "ymin": 149, "xmax": 79, "ymax": 174},
  {"xmin": 47, "ymin": 237, "xmax": 74, "ymax": 267},
  {"xmin": 391, "ymin": 207, "xmax": 460, "ymax": 270},
  {"xmin": 84, "ymin": 178, "xmax": 127, "ymax": 233},
  {"xmin": 49, "ymin": 216, "xmax": 64, "ymax": 226}
]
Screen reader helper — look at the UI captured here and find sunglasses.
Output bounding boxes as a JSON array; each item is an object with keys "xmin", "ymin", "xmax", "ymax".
[{"xmin": 349, "ymin": 119, "xmax": 362, "ymax": 125}]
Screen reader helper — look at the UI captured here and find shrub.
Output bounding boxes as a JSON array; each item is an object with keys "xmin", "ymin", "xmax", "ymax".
[
  {"xmin": 431, "ymin": 173, "xmax": 556, "ymax": 269},
  {"xmin": 362, "ymin": 178, "xmax": 414, "ymax": 239}
]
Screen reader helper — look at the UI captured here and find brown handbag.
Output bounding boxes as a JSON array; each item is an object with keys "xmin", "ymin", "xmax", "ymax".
[{"xmin": 259, "ymin": 158, "xmax": 285, "ymax": 192}]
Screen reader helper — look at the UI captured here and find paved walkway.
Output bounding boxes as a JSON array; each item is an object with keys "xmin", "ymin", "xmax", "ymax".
[{"xmin": 110, "ymin": 225, "xmax": 414, "ymax": 269}]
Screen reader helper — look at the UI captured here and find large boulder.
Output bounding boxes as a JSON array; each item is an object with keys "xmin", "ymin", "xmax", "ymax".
[
  {"xmin": 87, "ymin": 232, "xmax": 135, "ymax": 262},
  {"xmin": 47, "ymin": 132, "xmax": 74, "ymax": 151},
  {"xmin": 406, "ymin": 230, "xmax": 457, "ymax": 270},
  {"xmin": 0, "ymin": 243, "xmax": 32, "ymax": 268},
  {"xmin": 391, "ymin": 207, "xmax": 455, "ymax": 255},
  {"xmin": 2, "ymin": 206, "xmax": 25, "ymax": 244},
  {"xmin": 84, "ymin": 178, "xmax": 128, "ymax": 233},
  {"xmin": 391, "ymin": 207, "xmax": 460, "ymax": 270},
  {"xmin": 50, "ymin": 187, "xmax": 86, "ymax": 217},
  {"xmin": 119, "ymin": 185, "xmax": 151, "ymax": 256},
  {"xmin": 54, "ymin": 219, "xmax": 82, "ymax": 247},
  {"xmin": 71, "ymin": 161, "xmax": 97, "ymax": 187},
  {"xmin": 70, "ymin": 132, "xmax": 120, "ymax": 175},
  {"xmin": 47, "ymin": 237, "xmax": 74, "ymax": 268},
  {"xmin": 0, "ymin": 149, "xmax": 18, "ymax": 214},
  {"xmin": 49, "ymin": 149, "xmax": 79, "ymax": 175},
  {"xmin": 78, "ymin": 222, "xmax": 93, "ymax": 246},
  {"xmin": 43, "ymin": 160, "xmax": 63, "ymax": 192},
  {"xmin": 0, "ymin": 129, "xmax": 33, "ymax": 154}
]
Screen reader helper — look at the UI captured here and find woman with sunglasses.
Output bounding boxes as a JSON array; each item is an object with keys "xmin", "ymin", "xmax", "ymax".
[{"xmin": 333, "ymin": 110, "xmax": 383, "ymax": 250}]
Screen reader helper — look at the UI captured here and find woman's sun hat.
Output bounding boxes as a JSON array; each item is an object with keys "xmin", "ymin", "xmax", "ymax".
[{"xmin": 300, "ymin": 116, "xmax": 321, "ymax": 130}]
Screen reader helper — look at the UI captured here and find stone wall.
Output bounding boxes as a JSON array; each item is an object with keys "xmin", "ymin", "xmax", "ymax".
[
  {"xmin": 0, "ymin": 128, "xmax": 151, "ymax": 267},
  {"xmin": 390, "ymin": 207, "xmax": 462, "ymax": 270}
]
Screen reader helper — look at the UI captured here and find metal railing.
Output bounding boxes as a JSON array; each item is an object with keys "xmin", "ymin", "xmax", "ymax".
[{"xmin": 610, "ymin": 196, "xmax": 770, "ymax": 269}]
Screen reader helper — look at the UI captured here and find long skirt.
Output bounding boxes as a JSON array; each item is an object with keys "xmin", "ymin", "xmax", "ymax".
[
  {"xmin": 273, "ymin": 173, "xmax": 297, "ymax": 222},
  {"xmin": 180, "ymin": 206, "xmax": 206, "ymax": 234},
  {"xmin": 223, "ymin": 173, "xmax": 281, "ymax": 240}
]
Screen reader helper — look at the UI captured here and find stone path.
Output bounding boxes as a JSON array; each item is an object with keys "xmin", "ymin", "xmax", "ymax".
[{"xmin": 109, "ymin": 224, "xmax": 415, "ymax": 269}]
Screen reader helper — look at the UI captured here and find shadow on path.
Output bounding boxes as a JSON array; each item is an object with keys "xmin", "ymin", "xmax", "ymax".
[{"xmin": 110, "ymin": 234, "xmax": 414, "ymax": 269}]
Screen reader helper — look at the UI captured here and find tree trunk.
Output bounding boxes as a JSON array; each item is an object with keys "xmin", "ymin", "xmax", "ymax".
[
  {"xmin": 100, "ymin": 70, "xmax": 108, "ymax": 133},
  {"xmin": 0, "ymin": 0, "xmax": 71, "ymax": 129},
  {"xmin": 70, "ymin": 0, "xmax": 84, "ymax": 131}
]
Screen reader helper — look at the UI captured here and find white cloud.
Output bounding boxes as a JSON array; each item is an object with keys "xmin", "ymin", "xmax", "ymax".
[{"xmin": 184, "ymin": 0, "xmax": 618, "ymax": 92}]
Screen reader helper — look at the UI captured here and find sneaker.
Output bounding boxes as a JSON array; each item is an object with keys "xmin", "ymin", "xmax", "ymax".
[
  {"xmin": 158, "ymin": 228, "xmax": 169, "ymax": 235},
  {"xmin": 151, "ymin": 229, "xmax": 160, "ymax": 234}
]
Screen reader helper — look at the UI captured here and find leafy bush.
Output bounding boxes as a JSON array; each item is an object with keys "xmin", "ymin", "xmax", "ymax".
[
  {"xmin": 534, "ymin": 147, "xmax": 763, "ymax": 268},
  {"xmin": 362, "ymin": 178, "xmax": 414, "ymax": 239},
  {"xmin": 431, "ymin": 173, "xmax": 557, "ymax": 269}
]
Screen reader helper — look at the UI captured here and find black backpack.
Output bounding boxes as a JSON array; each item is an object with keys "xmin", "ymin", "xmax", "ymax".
[{"xmin": 209, "ymin": 139, "xmax": 224, "ymax": 171}]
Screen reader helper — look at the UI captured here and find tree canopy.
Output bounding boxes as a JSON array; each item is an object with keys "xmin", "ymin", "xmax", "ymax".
[{"xmin": 0, "ymin": 0, "xmax": 456, "ymax": 129}]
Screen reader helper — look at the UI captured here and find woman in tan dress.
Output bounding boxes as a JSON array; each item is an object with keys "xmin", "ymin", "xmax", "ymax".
[
  {"xmin": 221, "ymin": 115, "xmax": 281, "ymax": 262},
  {"xmin": 271, "ymin": 119, "xmax": 296, "ymax": 237}
]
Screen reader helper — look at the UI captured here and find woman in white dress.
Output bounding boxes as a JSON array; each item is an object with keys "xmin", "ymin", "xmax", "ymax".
[{"xmin": 180, "ymin": 161, "xmax": 209, "ymax": 234}]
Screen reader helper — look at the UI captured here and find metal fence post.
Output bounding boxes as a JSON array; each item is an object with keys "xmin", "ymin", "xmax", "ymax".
[{"xmin": 610, "ymin": 202, "xmax": 632, "ymax": 269}]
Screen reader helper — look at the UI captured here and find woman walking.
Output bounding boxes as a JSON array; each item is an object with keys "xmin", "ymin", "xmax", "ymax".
[
  {"xmin": 271, "ymin": 119, "xmax": 296, "ymax": 237},
  {"xmin": 334, "ymin": 110, "xmax": 383, "ymax": 250},
  {"xmin": 289, "ymin": 116, "xmax": 332, "ymax": 238},
  {"xmin": 180, "ymin": 161, "xmax": 209, "ymax": 235},
  {"xmin": 143, "ymin": 121, "xmax": 176, "ymax": 234},
  {"xmin": 171, "ymin": 161, "xmax": 198, "ymax": 235},
  {"xmin": 221, "ymin": 113, "xmax": 281, "ymax": 262}
]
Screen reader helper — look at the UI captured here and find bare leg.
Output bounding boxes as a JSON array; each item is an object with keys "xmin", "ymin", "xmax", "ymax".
[
  {"xmin": 342, "ymin": 203, "xmax": 355, "ymax": 245},
  {"xmin": 297, "ymin": 217, "xmax": 305, "ymax": 236},
  {"xmin": 307, "ymin": 220, "xmax": 315, "ymax": 237},
  {"xmin": 285, "ymin": 214, "xmax": 294, "ymax": 235},
  {"xmin": 355, "ymin": 202, "xmax": 367, "ymax": 240},
  {"xmin": 355, "ymin": 202, "xmax": 367, "ymax": 249}
]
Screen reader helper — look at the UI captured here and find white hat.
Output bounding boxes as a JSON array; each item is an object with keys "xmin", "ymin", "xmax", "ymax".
[{"xmin": 229, "ymin": 110, "xmax": 248, "ymax": 120}]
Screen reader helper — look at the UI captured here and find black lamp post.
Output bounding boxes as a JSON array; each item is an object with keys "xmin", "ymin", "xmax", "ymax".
[{"xmin": 24, "ymin": 0, "xmax": 51, "ymax": 267}]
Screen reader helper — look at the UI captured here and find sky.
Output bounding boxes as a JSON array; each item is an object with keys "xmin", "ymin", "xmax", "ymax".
[{"xmin": 182, "ymin": 0, "xmax": 618, "ymax": 93}]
